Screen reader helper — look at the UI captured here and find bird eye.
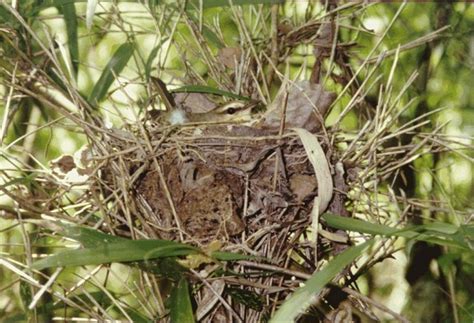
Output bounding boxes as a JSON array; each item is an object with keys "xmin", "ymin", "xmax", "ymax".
[{"xmin": 226, "ymin": 107, "xmax": 236, "ymax": 114}]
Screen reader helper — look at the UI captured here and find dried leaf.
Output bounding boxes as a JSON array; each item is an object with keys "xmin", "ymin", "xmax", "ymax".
[
  {"xmin": 293, "ymin": 128, "xmax": 333, "ymax": 245},
  {"xmin": 174, "ymin": 92, "xmax": 217, "ymax": 113},
  {"xmin": 196, "ymin": 280, "xmax": 226, "ymax": 321},
  {"xmin": 293, "ymin": 128, "xmax": 332, "ymax": 213},
  {"xmin": 257, "ymin": 80, "xmax": 336, "ymax": 132},
  {"xmin": 217, "ymin": 47, "xmax": 242, "ymax": 69}
]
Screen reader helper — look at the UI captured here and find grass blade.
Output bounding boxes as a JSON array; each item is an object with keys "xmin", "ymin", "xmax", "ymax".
[
  {"xmin": 88, "ymin": 42, "xmax": 135, "ymax": 105},
  {"xmin": 57, "ymin": 2, "xmax": 78, "ymax": 77},
  {"xmin": 270, "ymin": 240, "xmax": 373, "ymax": 322},
  {"xmin": 145, "ymin": 41, "xmax": 167, "ymax": 81},
  {"xmin": 322, "ymin": 213, "xmax": 471, "ymax": 250},
  {"xmin": 32, "ymin": 239, "xmax": 198, "ymax": 270},
  {"xmin": 169, "ymin": 278, "xmax": 195, "ymax": 323},
  {"xmin": 60, "ymin": 224, "xmax": 127, "ymax": 248},
  {"xmin": 186, "ymin": 12, "xmax": 224, "ymax": 48}
]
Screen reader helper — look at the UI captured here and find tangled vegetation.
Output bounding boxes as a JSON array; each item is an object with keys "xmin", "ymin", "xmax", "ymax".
[{"xmin": 0, "ymin": 1, "xmax": 473, "ymax": 322}]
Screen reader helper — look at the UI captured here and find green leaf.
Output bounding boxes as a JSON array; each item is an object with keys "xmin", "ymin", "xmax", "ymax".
[
  {"xmin": 171, "ymin": 85, "xmax": 250, "ymax": 101},
  {"xmin": 0, "ymin": 6, "xmax": 16, "ymax": 26},
  {"xmin": 50, "ymin": 225, "xmax": 192, "ymax": 279},
  {"xmin": 136, "ymin": 257, "xmax": 187, "ymax": 281},
  {"xmin": 88, "ymin": 42, "xmax": 135, "ymax": 105},
  {"xmin": 145, "ymin": 41, "xmax": 167, "ymax": 81},
  {"xmin": 321, "ymin": 213, "xmax": 470, "ymax": 250},
  {"xmin": 57, "ymin": 2, "xmax": 79, "ymax": 77},
  {"xmin": 169, "ymin": 278, "xmax": 195, "ymax": 323},
  {"xmin": 454, "ymin": 224, "xmax": 474, "ymax": 250},
  {"xmin": 0, "ymin": 173, "xmax": 37, "ymax": 189},
  {"xmin": 322, "ymin": 213, "xmax": 410, "ymax": 236},
  {"xmin": 186, "ymin": 12, "xmax": 224, "ymax": 48},
  {"xmin": 29, "ymin": 0, "xmax": 75, "ymax": 16},
  {"xmin": 201, "ymin": 26, "xmax": 224, "ymax": 49},
  {"xmin": 60, "ymin": 224, "xmax": 127, "ymax": 248},
  {"xmin": 147, "ymin": 0, "xmax": 162, "ymax": 11},
  {"xmin": 32, "ymin": 239, "xmax": 198, "ymax": 270},
  {"xmin": 19, "ymin": 280, "xmax": 32, "ymax": 314},
  {"xmin": 270, "ymin": 240, "xmax": 373, "ymax": 322},
  {"xmin": 423, "ymin": 222, "xmax": 459, "ymax": 235}
]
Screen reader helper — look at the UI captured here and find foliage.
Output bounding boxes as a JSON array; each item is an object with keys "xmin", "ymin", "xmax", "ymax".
[{"xmin": 0, "ymin": 1, "xmax": 473, "ymax": 322}]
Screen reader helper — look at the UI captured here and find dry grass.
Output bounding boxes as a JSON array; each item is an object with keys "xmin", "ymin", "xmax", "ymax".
[{"xmin": 0, "ymin": 1, "xmax": 471, "ymax": 322}]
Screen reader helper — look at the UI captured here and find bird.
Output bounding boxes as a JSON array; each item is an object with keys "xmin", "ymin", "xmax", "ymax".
[
  {"xmin": 166, "ymin": 100, "xmax": 259, "ymax": 125},
  {"xmin": 149, "ymin": 77, "xmax": 259, "ymax": 126}
]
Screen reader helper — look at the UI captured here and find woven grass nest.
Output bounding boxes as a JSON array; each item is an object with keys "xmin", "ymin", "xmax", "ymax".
[
  {"xmin": 101, "ymin": 81, "xmax": 340, "ymax": 241},
  {"xmin": 137, "ymin": 125, "xmax": 320, "ymax": 244},
  {"xmin": 94, "ymin": 79, "xmax": 354, "ymax": 319}
]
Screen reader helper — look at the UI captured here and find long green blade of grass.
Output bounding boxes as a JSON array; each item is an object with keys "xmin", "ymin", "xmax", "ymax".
[
  {"xmin": 186, "ymin": 12, "xmax": 224, "ymax": 48},
  {"xmin": 57, "ymin": 2, "xmax": 79, "ymax": 77},
  {"xmin": 169, "ymin": 278, "xmax": 195, "ymax": 323},
  {"xmin": 270, "ymin": 240, "xmax": 373, "ymax": 322},
  {"xmin": 145, "ymin": 41, "xmax": 167, "ymax": 81},
  {"xmin": 60, "ymin": 224, "xmax": 127, "ymax": 247},
  {"xmin": 32, "ymin": 239, "xmax": 198, "ymax": 270},
  {"xmin": 322, "ymin": 213, "xmax": 471, "ymax": 250},
  {"xmin": 88, "ymin": 42, "xmax": 135, "ymax": 105}
]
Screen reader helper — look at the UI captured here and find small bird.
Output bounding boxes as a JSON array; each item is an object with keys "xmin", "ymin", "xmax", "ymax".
[
  {"xmin": 149, "ymin": 76, "xmax": 259, "ymax": 125},
  {"xmin": 166, "ymin": 100, "xmax": 259, "ymax": 125}
]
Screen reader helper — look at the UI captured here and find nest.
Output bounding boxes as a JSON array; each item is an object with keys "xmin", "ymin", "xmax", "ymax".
[
  {"xmin": 132, "ymin": 126, "xmax": 319, "ymax": 244},
  {"xmin": 99, "ymin": 80, "xmax": 339, "ymax": 246},
  {"xmin": 91, "ymin": 80, "xmax": 356, "ymax": 319}
]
